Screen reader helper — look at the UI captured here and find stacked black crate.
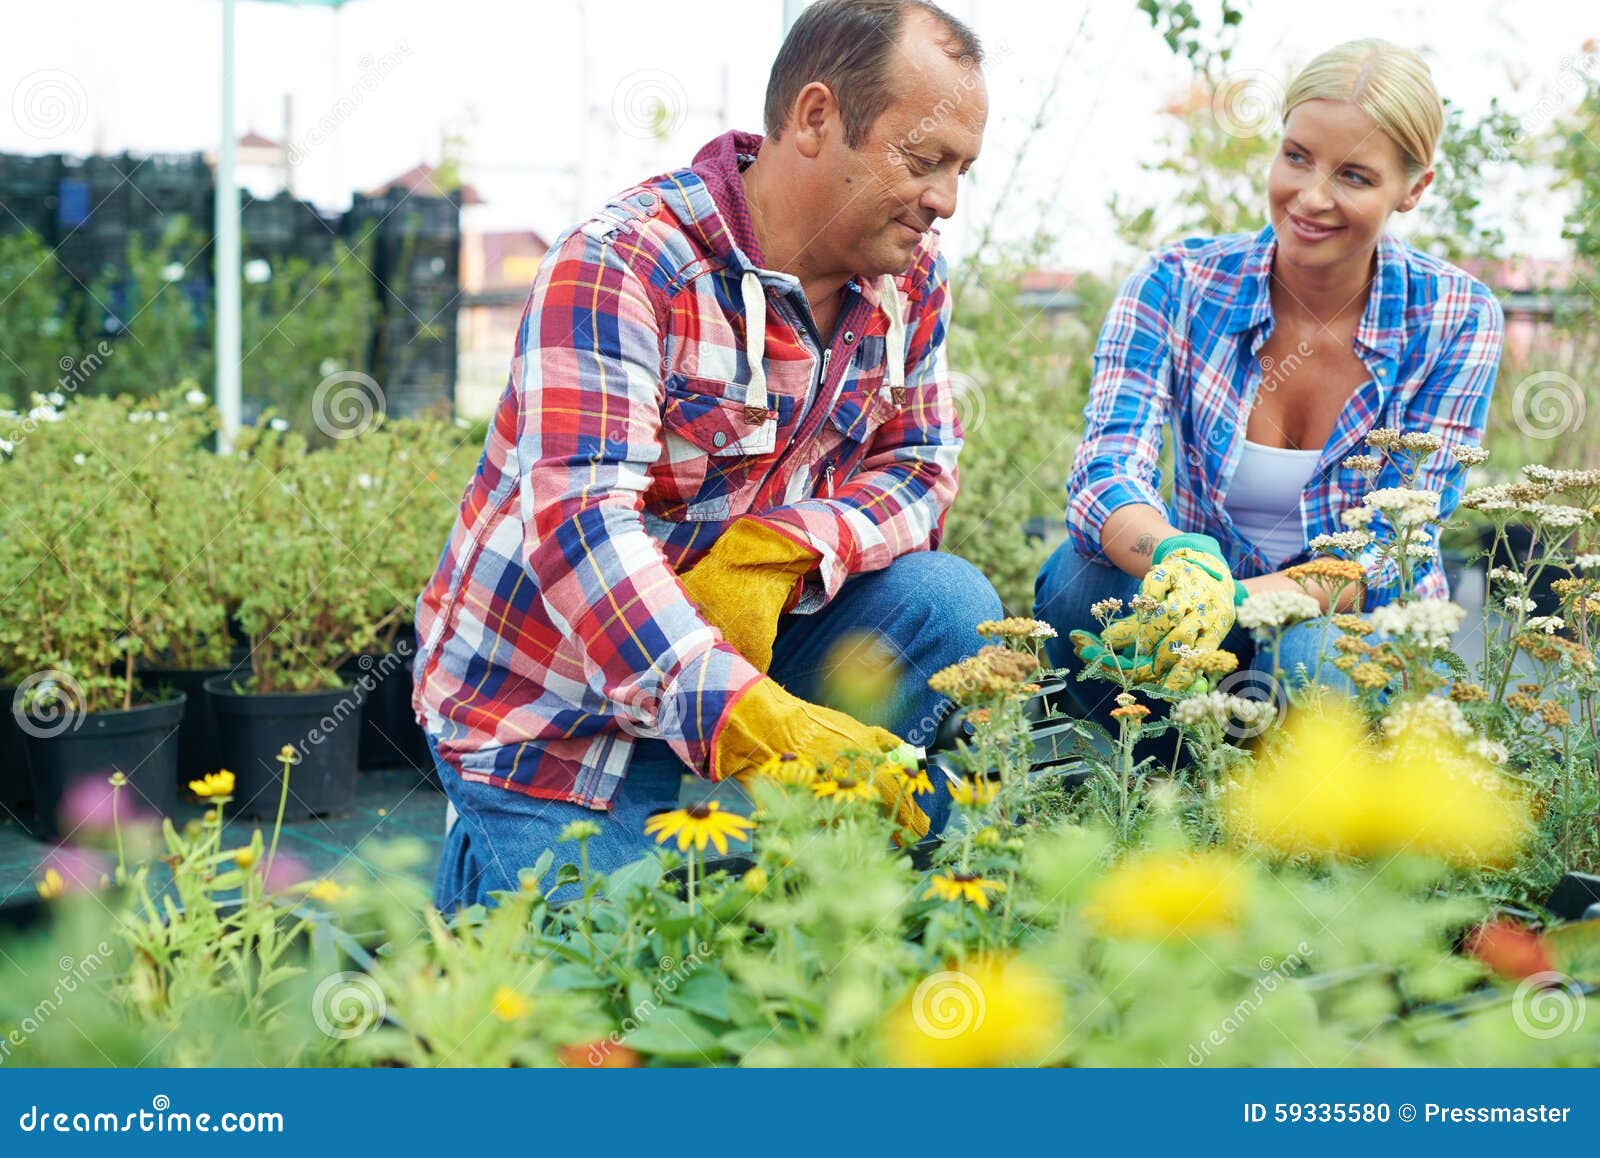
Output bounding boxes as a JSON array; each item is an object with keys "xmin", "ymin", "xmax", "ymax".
[
  {"xmin": 54, "ymin": 154, "xmax": 134, "ymax": 291},
  {"xmin": 344, "ymin": 188, "xmax": 460, "ymax": 420},
  {"xmin": 0, "ymin": 153, "xmax": 62, "ymax": 244}
]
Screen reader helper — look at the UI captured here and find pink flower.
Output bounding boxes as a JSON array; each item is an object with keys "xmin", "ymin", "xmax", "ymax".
[
  {"xmin": 55, "ymin": 773, "xmax": 155, "ymax": 839},
  {"xmin": 259, "ymin": 851, "xmax": 308, "ymax": 895},
  {"xmin": 35, "ymin": 846, "xmax": 111, "ymax": 897}
]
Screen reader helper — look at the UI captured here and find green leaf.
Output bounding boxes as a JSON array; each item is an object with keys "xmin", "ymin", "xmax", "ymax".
[
  {"xmin": 620, "ymin": 1007, "xmax": 724, "ymax": 1061},
  {"xmin": 667, "ymin": 968, "xmax": 735, "ymax": 1023},
  {"xmin": 543, "ymin": 963, "xmax": 610, "ymax": 991}
]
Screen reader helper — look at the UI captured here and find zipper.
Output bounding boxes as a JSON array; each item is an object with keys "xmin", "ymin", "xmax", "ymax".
[
  {"xmin": 823, "ymin": 463, "xmax": 836, "ymax": 498},
  {"xmin": 755, "ymin": 294, "xmax": 867, "ymax": 506}
]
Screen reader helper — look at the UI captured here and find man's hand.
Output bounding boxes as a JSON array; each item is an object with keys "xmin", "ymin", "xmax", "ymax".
[
  {"xmin": 714, "ymin": 678, "xmax": 930, "ymax": 839},
  {"xmin": 679, "ymin": 518, "xmax": 820, "ymax": 673}
]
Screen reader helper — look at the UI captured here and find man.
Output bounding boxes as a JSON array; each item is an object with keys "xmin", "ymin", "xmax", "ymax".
[{"xmin": 413, "ymin": 0, "xmax": 1000, "ymax": 913}]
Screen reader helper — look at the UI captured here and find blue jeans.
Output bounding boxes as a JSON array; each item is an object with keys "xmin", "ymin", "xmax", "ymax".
[
  {"xmin": 431, "ymin": 550, "xmax": 1003, "ymax": 913},
  {"xmin": 1031, "ymin": 540, "xmax": 1354, "ymax": 746}
]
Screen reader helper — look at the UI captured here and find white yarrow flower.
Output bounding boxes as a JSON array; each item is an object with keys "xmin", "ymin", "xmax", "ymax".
[
  {"xmin": 1368, "ymin": 599, "xmax": 1466, "ymax": 649},
  {"xmin": 1236, "ymin": 591, "xmax": 1321, "ymax": 630},
  {"xmin": 1526, "ymin": 615, "xmax": 1565, "ymax": 635},
  {"xmin": 1503, "ymin": 595, "xmax": 1537, "ymax": 614}
]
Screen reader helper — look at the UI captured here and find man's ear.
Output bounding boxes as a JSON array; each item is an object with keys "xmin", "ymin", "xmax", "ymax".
[
  {"xmin": 1396, "ymin": 167, "xmax": 1434, "ymax": 214},
  {"xmin": 788, "ymin": 81, "xmax": 839, "ymax": 160}
]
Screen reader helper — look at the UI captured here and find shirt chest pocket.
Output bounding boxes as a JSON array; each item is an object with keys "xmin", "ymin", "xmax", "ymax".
[
  {"xmin": 824, "ymin": 336, "xmax": 903, "ymax": 448},
  {"xmin": 654, "ymin": 376, "xmax": 789, "ymax": 521}
]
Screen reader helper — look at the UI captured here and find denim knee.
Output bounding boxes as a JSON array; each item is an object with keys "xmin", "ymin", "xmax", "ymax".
[
  {"xmin": 1032, "ymin": 540, "xmax": 1138, "ymax": 671},
  {"xmin": 881, "ymin": 551, "xmax": 1004, "ymax": 662},
  {"xmin": 1254, "ymin": 617, "xmax": 1355, "ymax": 697}
]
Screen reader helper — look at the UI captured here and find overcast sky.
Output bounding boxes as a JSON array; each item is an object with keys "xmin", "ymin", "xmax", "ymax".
[{"xmin": 4, "ymin": 0, "xmax": 1596, "ymax": 271}]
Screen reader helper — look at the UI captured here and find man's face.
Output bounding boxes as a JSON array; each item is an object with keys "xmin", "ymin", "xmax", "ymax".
[
  {"xmin": 1266, "ymin": 99, "xmax": 1431, "ymax": 276},
  {"xmin": 812, "ymin": 21, "xmax": 987, "ymax": 278}
]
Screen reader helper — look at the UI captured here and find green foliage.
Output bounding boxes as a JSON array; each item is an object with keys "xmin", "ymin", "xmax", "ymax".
[
  {"xmin": 241, "ymin": 237, "xmax": 380, "ymax": 444},
  {"xmin": 0, "ymin": 388, "xmax": 473, "ymax": 699},
  {"xmin": 0, "ymin": 230, "xmax": 74, "ymax": 410},
  {"xmin": 89, "ymin": 218, "xmax": 213, "ymax": 398},
  {"xmin": 944, "ymin": 245, "xmax": 1108, "ymax": 612}
]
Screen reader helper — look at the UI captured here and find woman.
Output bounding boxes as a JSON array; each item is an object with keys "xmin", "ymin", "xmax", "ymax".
[{"xmin": 1034, "ymin": 39, "xmax": 1503, "ymax": 713}]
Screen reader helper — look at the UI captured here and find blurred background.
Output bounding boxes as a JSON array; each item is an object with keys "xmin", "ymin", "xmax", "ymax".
[{"xmin": 1, "ymin": 0, "xmax": 1598, "ymax": 609}]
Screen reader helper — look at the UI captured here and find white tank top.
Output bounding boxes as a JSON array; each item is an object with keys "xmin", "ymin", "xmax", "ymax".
[{"xmin": 1223, "ymin": 440, "xmax": 1323, "ymax": 568}]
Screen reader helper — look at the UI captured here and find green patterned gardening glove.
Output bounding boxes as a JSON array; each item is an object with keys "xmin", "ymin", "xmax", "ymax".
[{"xmin": 1091, "ymin": 534, "xmax": 1247, "ymax": 691}]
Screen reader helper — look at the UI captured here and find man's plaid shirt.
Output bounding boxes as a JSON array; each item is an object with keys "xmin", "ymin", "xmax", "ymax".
[
  {"xmin": 413, "ymin": 131, "xmax": 960, "ymax": 809},
  {"xmin": 1065, "ymin": 225, "xmax": 1504, "ymax": 608}
]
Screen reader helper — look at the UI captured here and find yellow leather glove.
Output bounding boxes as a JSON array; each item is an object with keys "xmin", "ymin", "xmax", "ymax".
[
  {"xmin": 1086, "ymin": 534, "xmax": 1246, "ymax": 692},
  {"xmin": 713, "ymin": 678, "xmax": 930, "ymax": 840},
  {"xmin": 680, "ymin": 517, "xmax": 820, "ymax": 673}
]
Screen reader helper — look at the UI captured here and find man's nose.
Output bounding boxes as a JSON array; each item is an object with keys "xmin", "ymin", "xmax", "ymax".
[{"xmin": 922, "ymin": 171, "xmax": 959, "ymax": 221}]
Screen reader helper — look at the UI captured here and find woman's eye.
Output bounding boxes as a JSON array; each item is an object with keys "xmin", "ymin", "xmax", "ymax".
[
  {"xmin": 1343, "ymin": 170, "xmax": 1371, "ymax": 186},
  {"xmin": 1284, "ymin": 149, "xmax": 1305, "ymax": 163}
]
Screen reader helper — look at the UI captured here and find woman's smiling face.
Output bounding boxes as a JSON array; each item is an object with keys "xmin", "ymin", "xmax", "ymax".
[{"xmin": 1267, "ymin": 98, "xmax": 1433, "ymax": 274}]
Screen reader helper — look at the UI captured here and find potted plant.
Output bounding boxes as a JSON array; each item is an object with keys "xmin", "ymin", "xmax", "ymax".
[
  {"xmin": 325, "ymin": 418, "xmax": 470, "ymax": 778},
  {"xmin": 0, "ymin": 393, "xmax": 198, "ymax": 840},
  {"xmin": 135, "ymin": 395, "xmax": 255, "ymax": 779},
  {"xmin": 207, "ymin": 418, "xmax": 379, "ymax": 820}
]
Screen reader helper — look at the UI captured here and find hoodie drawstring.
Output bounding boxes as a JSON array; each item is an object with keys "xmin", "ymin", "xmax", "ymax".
[
  {"xmin": 739, "ymin": 270, "xmax": 907, "ymax": 420},
  {"xmin": 739, "ymin": 271, "xmax": 770, "ymax": 422},
  {"xmin": 878, "ymin": 274, "xmax": 907, "ymax": 404}
]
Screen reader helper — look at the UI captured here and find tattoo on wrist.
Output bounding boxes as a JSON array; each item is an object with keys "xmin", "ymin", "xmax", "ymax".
[{"xmin": 1133, "ymin": 533, "xmax": 1158, "ymax": 558}]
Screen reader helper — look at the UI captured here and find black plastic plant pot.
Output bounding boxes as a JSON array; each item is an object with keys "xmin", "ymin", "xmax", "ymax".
[
  {"xmin": 205, "ymin": 675, "xmax": 360, "ymax": 820},
  {"xmin": 1, "ymin": 684, "xmax": 35, "ymax": 813},
  {"xmin": 338, "ymin": 648, "xmax": 431, "ymax": 776},
  {"xmin": 139, "ymin": 655, "xmax": 251, "ymax": 783},
  {"xmin": 1030, "ymin": 719, "xmax": 1081, "ymax": 767},
  {"xmin": 1546, "ymin": 872, "xmax": 1600, "ymax": 923},
  {"xmin": 23, "ymin": 693, "xmax": 185, "ymax": 842},
  {"xmin": 1024, "ymin": 678, "xmax": 1068, "ymax": 724}
]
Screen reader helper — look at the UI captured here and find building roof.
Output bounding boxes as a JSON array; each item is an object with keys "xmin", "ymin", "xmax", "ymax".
[{"xmin": 367, "ymin": 162, "xmax": 484, "ymax": 206}]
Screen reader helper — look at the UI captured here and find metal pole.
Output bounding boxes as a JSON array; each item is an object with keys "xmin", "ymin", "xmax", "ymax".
[{"xmin": 215, "ymin": 0, "xmax": 242, "ymax": 452}]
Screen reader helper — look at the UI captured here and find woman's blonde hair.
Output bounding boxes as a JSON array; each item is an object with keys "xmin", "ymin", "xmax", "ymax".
[{"xmin": 1282, "ymin": 39, "xmax": 1444, "ymax": 178}]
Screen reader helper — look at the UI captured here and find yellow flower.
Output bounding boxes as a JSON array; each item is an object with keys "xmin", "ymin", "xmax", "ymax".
[
  {"xmin": 642, "ymin": 802, "xmax": 755, "ymax": 854},
  {"xmin": 490, "ymin": 985, "xmax": 533, "ymax": 1022},
  {"xmin": 558, "ymin": 819, "xmax": 601, "ymax": 843},
  {"xmin": 233, "ymin": 848, "xmax": 256, "ymax": 870},
  {"xmin": 1110, "ymin": 703, "xmax": 1151, "ymax": 721},
  {"xmin": 924, "ymin": 872, "xmax": 1007, "ymax": 910},
  {"xmin": 949, "ymin": 776, "xmax": 999, "ymax": 807},
  {"xmin": 276, "ymin": 745, "xmax": 300, "ymax": 764},
  {"xmin": 1224, "ymin": 699, "xmax": 1530, "ymax": 866},
  {"xmin": 902, "ymin": 767, "xmax": 934, "ymax": 797},
  {"xmin": 883, "ymin": 956, "xmax": 1063, "ymax": 1067},
  {"xmin": 741, "ymin": 866, "xmax": 769, "ymax": 894},
  {"xmin": 305, "ymin": 879, "xmax": 347, "ymax": 903},
  {"xmin": 755, "ymin": 751, "xmax": 818, "ymax": 785},
  {"xmin": 36, "ymin": 868, "xmax": 65, "ymax": 899},
  {"xmin": 1084, "ymin": 850, "xmax": 1245, "ymax": 938},
  {"xmin": 809, "ymin": 768, "xmax": 879, "ymax": 804},
  {"xmin": 188, "ymin": 769, "xmax": 236, "ymax": 798}
]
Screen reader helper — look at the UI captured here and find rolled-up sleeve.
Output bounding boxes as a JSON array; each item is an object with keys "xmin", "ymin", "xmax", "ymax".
[{"xmin": 1064, "ymin": 254, "xmax": 1177, "ymax": 562}]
